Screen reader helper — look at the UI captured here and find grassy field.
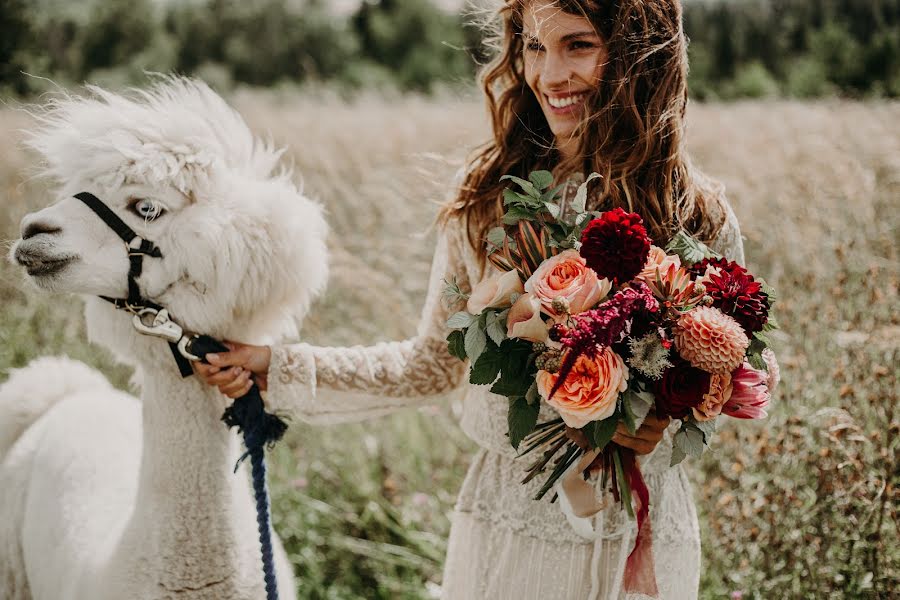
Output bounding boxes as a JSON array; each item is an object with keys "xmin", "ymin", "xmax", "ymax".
[{"xmin": 1, "ymin": 92, "xmax": 897, "ymax": 599}]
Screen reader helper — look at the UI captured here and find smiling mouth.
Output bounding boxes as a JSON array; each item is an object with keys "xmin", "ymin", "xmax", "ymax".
[{"xmin": 545, "ymin": 93, "xmax": 588, "ymax": 110}]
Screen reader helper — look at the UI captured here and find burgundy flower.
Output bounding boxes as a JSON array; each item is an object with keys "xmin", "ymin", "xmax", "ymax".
[
  {"xmin": 580, "ymin": 208, "xmax": 651, "ymax": 285},
  {"xmin": 654, "ymin": 358, "xmax": 710, "ymax": 419},
  {"xmin": 691, "ymin": 257, "xmax": 770, "ymax": 334}
]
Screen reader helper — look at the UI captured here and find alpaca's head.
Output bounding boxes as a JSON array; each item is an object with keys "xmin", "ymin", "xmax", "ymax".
[{"xmin": 10, "ymin": 77, "xmax": 328, "ymax": 366}]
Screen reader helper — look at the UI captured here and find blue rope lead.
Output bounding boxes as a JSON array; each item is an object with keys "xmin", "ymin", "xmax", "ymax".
[
  {"xmin": 248, "ymin": 443, "xmax": 279, "ymax": 600},
  {"xmin": 189, "ymin": 334, "xmax": 288, "ymax": 600}
]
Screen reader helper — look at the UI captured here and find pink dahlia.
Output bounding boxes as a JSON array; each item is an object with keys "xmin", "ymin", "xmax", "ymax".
[
  {"xmin": 675, "ymin": 306, "xmax": 749, "ymax": 374},
  {"xmin": 722, "ymin": 362, "xmax": 771, "ymax": 419}
]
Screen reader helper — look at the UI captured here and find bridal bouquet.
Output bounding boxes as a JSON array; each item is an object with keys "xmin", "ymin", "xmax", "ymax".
[{"xmin": 443, "ymin": 171, "xmax": 779, "ymax": 596}]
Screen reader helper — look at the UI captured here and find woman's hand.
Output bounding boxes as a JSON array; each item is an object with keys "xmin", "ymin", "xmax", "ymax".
[
  {"xmin": 612, "ymin": 413, "xmax": 672, "ymax": 455},
  {"xmin": 565, "ymin": 413, "xmax": 672, "ymax": 457},
  {"xmin": 192, "ymin": 342, "xmax": 272, "ymax": 398}
]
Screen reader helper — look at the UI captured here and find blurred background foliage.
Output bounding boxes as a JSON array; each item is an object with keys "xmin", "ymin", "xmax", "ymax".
[{"xmin": 2, "ymin": 0, "xmax": 900, "ymax": 99}]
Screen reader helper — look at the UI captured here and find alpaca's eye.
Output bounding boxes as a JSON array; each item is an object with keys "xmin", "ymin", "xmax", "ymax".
[{"xmin": 129, "ymin": 198, "xmax": 166, "ymax": 221}]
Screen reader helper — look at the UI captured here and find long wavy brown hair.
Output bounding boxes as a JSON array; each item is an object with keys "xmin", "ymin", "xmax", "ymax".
[{"xmin": 440, "ymin": 0, "xmax": 728, "ymax": 275}]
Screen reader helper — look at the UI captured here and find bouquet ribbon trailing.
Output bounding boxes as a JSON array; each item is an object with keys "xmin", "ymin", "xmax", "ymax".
[{"xmin": 556, "ymin": 447, "xmax": 659, "ymax": 598}]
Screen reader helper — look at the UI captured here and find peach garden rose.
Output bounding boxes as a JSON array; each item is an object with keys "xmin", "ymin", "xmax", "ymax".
[
  {"xmin": 467, "ymin": 269, "xmax": 524, "ymax": 314},
  {"xmin": 536, "ymin": 347, "xmax": 629, "ymax": 428},
  {"xmin": 524, "ymin": 249, "xmax": 610, "ymax": 319}
]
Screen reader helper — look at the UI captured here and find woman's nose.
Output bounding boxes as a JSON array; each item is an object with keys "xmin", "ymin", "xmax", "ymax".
[{"xmin": 542, "ymin": 50, "xmax": 573, "ymax": 89}]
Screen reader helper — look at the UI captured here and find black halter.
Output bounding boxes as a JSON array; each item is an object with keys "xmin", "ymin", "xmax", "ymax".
[
  {"xmin": 74, "ymin": 191, "xmax": 165, "ymax": 310},
  {"xmin": 74, "ymin": 191, "xmax": 193, "ymax": 375}
]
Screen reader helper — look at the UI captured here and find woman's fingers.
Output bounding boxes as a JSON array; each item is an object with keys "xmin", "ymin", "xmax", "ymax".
[
  {"xmin": 218, "ymin": 369, "xmax": 252, "ymax": 398},
  {"xmin": 207, "ymin": 343, "xmax": 272, "ymax": 378}
]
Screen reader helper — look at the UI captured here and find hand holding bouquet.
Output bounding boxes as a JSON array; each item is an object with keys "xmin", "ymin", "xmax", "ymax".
[{"xmin": 444, "ymin": 171, "xmax": 780, "ymax": 597}]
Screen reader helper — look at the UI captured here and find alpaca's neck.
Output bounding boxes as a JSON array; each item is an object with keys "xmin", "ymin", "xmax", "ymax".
[{"xmin": 114, "ymin": 362, "xmax": 256, "ymax": 593}]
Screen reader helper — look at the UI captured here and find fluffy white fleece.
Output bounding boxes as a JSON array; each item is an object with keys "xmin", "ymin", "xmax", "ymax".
[{"xmin": 0, "ymin": 76, "xmax": 328, "ymax": 599}]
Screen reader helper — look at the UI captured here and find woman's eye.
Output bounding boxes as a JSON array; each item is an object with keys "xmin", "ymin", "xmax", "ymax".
[
  {"xmin": 570, "ymin": 41, "xmax": 595, "ymax": 51},
  {"xmin": 525, "ymin": 40, "xmax": 543, "ymax": 53},
  {"xmin": 130, "ymin": 198, "xmax": 166, "ymax": 221}
]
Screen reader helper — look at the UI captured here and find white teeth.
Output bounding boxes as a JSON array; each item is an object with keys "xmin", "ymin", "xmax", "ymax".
[{"xmin": 547, "ymin": 94, "xmax": 586, "ymax": 109}]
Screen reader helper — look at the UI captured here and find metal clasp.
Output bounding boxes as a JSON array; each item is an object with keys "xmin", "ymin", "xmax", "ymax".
[{"xmin": 132, "ymin": 308, "xmax": 182, "ymax": 342}]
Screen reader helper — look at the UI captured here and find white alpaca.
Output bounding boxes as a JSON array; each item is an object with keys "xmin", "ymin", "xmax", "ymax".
[{"xmin": 0, "ymin": 77, "xmax": 328, "ymax": 599}]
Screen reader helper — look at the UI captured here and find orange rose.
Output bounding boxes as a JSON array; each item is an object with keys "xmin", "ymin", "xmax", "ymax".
[
  {"xmin": 525, "ymin": 249, "xmax": 610, "ymax": 318},
  {"xmin": 536, "ymin": 348, "xmax": 629, "ymax": 428}
]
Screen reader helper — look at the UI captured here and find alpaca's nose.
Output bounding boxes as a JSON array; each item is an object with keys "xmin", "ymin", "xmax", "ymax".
[{"xmin": 21, "ymin": 216, "xmax": 62, "ymax": 240}]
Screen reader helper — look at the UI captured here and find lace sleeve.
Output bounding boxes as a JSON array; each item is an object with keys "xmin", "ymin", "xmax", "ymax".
[
  {"xmin": 708, "ymin": 197, "xmax": 745, "ymax": 266},
  {"xmin": 264, "ymin": 217, "xmax": 472, "ymax": 425}
]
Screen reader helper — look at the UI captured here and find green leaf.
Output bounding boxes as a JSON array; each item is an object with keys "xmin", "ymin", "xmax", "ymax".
[
  {"xmin": 693, "ymin": 418, "xmax": 717, "ymax": 444},
  {"xmin": 748, "ymin": 352, "xmax": 767, "ymax": 371},
  {"xmin": 670, "ymin": 444, "xmax": 688, "ymax": 467},
  {"xmin": 529, "ymin": 170, "xmax": 554, "ymax": 191},
  {"xmin": 543, "ymin": 202, "xmax": 561, "ymax": 219},
  {"xmin": 525, "ymin": 380, "xmax": 539, "ymax": 405},
  {"xmin": 509, "ymin": 397, "xmax": 540, "ymax": 449},
  {"xmin": 486, "ymin": 311, "xmax": 507, "ymax": 346},
  {"xmin": 674, "ymin": 422, "xmax": 705, "ymax": 458},
  {"xmin": 487, "ymin": 227, "xmax": 507, "ymax": 249},
  {"xmin": 503, "ymin": 188, "xmax": 533, "ymax": 207},
  {"xmin": 464, "ymin": 324, "xmax": 487, "ymax": 363},
  {"xmin": 623, "ymin": 388, "xmax": 654, "ymax": 433},
  {"xmin": 589, "ymin": 414, "xmax": 619, "ymax": 450},
  {"xmin": 762, "ymin": 314, "xmax": 780, "ymax": 332},
  {"xmin": 490, "ymin": 375, "xmax": 530, "ymax": 397},
  {"xmin": 446, "ymin": 330, "xmax": 467, "ymax": 361},
  {"xmin": 665, "ymin": 230, "xmax": 714, "ymax": 265},
  {"xmin": 758, "ymin": 277, "xmax": 778, "ymax": 304},
  {"xmin": 501, "ymin": 174, "xmax": 540, "ymax": 198},
  {"xmin": 542, "ymin": 182, "xmax": 569, "ymax": 204},
  {"xmin": 572, "ymin": 173, "xmax": 603, "ymax": 214},
  {"xmin": 502, "ymin": 206, "xmax": 534, "ymax": 226},
  {"xmin": 446, "ymin": 311, "xmax": 476, "ymax": 329},
  {"xmin": 470, "ymin": 347, "xmax": 503, "ymax": 385}
]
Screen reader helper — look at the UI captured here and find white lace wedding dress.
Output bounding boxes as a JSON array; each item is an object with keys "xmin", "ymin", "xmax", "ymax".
[{"xmin": 264, "ymin": 179, "xmax": 745, "ymax": 600}]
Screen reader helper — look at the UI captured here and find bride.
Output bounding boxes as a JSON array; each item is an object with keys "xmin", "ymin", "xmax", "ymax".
[{"xmin": 196, "ymin": 1, "xmax": 744, "ymax": 598}]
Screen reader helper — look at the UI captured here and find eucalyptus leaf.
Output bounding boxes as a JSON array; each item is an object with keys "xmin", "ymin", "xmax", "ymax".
[{"xmin": 544, "ymin": 202, "xmax": 561, "ymax": 219}]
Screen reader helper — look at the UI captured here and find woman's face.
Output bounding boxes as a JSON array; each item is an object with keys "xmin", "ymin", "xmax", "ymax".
[{"xmin": 522, "ymin": 1, "xmax": 608, "ymax": 159}]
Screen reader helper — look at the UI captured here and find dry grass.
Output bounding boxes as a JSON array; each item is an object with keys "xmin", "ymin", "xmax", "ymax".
[{"xmin": 0, "ymin": 92, "xmax": 897, "ymax": 599}]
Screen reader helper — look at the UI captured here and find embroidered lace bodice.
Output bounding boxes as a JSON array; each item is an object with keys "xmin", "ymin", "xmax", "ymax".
[{"xmin": 266, "ymin": 178, "xmax": 745, "ymax": 547}]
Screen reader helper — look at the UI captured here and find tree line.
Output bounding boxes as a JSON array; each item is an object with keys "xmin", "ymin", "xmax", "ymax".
[{"xmin": 1, "ymin": 0, "xmax": 898, "ymax": 99}]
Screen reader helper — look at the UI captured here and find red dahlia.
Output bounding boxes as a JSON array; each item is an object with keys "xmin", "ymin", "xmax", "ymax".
[
  {"xmin": 580, "ymin": 208, "xmax": 651, "ymax": 285},
  {"xmin": 691, "ymin": 258, "xmax": 770, "ymax": 334},
  {"xmin": 654, "ymin": 357, "xmax": 710, "ymax": 419}
]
